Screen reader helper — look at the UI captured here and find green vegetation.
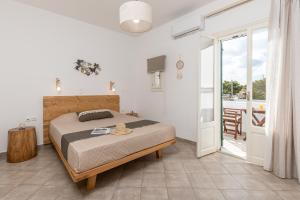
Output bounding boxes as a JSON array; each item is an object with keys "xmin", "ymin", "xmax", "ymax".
[
  {"xmin": 223, "ymin": 80, "xmax": 245, "ymax": 95},
  {"xmin": 222, "ymin": 78, "xmax": 266, "ymax": 100},
  {"xmin": 252, "ymin": 78, "xmax": 266, "ymax": 100}
]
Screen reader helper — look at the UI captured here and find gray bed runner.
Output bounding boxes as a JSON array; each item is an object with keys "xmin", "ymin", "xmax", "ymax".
[{"xmin": 61, "ymin": 120, "xmax": 159, "ymax": 160}]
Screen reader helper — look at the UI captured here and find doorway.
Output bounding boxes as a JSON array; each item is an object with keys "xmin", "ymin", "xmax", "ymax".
[
  {"xmin": 220, "ymin": 27, "xmax": 268, "ymax": 162},
  {"xmin": 221, "ymin": 33, "xmax": 248, "ymax": 159},
  {"xmin": 197, "ymin": 23, "xmax": 268, "ymax": 165}
]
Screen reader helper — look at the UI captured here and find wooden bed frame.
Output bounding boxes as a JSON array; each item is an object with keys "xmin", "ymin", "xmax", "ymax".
[{"xmin": 43, "ymin": 95, "xmax": 176, "ymax": 191}]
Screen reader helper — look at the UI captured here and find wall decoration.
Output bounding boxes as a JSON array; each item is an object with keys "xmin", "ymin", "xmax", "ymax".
[
  {"xmin": 75, "ymin": 59, "xmax": 101, "ymax": 76},
  {"xmin": 55, "ymin": 78, "xmax": 61, "ymax": 92},
  {"xmin": 176, "ymin": 58, "xmax": 184, "ymax": 80},
  {"xmin": 108, "ymin": 81, "xmax": 116, "ymax": 94}
]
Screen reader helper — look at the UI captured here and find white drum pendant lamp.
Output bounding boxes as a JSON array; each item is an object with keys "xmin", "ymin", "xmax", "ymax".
[{"xmin": 120, "ymin": 1, "xmax": 152, "ymax": 33}]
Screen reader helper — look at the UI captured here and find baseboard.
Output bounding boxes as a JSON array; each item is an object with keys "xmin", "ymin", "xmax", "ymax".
[
  {"xmin": 0, "ymin": 145, "xmax": 49, "ymax": 161},
  {"xmin": 247, "ymin": 156, "xmax": 264, "ymax": 166},
  {"xmin": 176, "ymin": 137, "xmax": 196, "ymax": 145},
  {"xmin": 0, "ymin": 152, "xmax": 6, "ymax": 160}
]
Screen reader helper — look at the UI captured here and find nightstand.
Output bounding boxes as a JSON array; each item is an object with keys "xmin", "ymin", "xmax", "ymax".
[
  {"xmin": 126, "ymin": 111, "xmax": 139, "ymax": 117},
  {"xmin": 7, "ymin": 126, "xmax": 37, "ymax": 163}
]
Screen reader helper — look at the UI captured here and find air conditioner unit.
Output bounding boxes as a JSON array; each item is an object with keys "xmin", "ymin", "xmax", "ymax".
[{"xmin": 171, "ymin": 15, "xmax": 205, "ymax": 39}]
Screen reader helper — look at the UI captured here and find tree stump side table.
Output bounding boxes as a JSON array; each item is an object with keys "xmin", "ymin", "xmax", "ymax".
[{"xmin": 7, "ymin": 126, "xmax": 37, "ymax": 163}]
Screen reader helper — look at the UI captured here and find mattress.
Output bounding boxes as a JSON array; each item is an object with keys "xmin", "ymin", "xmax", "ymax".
[{"xmin": 49, "ymin": 111, "xmax": 176, "ymax": 173}]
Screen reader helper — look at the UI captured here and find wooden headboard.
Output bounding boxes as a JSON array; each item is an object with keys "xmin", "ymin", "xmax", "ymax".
[{"xmin": 43, "ymin": 95, "xmax": 120, "ymax": 144}]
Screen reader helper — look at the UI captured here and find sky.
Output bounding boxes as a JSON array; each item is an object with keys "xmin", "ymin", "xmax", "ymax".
[{"xmin": 222, "ymin": 28, "xmax": 268, "ymax": 85}]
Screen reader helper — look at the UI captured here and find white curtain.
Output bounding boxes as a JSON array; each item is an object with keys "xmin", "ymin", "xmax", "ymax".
[{"xmin": 264, "ymin": 0, "xmax": 300, "ymax": 181}]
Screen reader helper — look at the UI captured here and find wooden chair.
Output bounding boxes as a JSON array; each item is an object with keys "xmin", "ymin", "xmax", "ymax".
[{"xmin": 223, "ymin": 108, "xmax": 242, "ymax": 139}]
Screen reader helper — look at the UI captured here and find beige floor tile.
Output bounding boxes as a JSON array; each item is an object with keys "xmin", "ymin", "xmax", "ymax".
[
  {"xmin": 233, "ymin": 175, "xmax": 269, "ymax": 190},
  {"xmin": 242, "ymin": 163, "xmax": 264, "ymax": 174},
  {"xmin": 167, "ymin": 188, "xmax": 196, "ymax": 200},
  {"xmin": 193, "ymin": 189, "xmax": 225, "ymax": 200},
  {"xmin": 28, "ymin": 186, "xmax": 62, "ymax": 200},
  {"xmin": 214, "ymin": 154, "xmax": 244, "ymax": 164},
  {"xmin": 142, "ymin": 172, "xmax": 166, "ymax": 187},
  {"xmin": 277, "ymin": 190, "xmax": 300, "ymax": 200},
  {"xmin": 84, "ymin": 186, "xmax": 115, "ymax": 200},
  {"xmin": 203, "ymin": 163, "xmax": 229, "ymax": 175},
  {"xmin": 0, "ymin": 185, "xmax": 15, "ymax": 197},
  {"xmin": 141, "ymin": 187, "xmax": 168, "ymax": 200},
  {"xmin": 0, "ymin": 162, "xmax": 26, "ymax": 171},
  {"xmin": 144, "ymin": 161, "xmax": 164, "ymax": 172},
  {"xmin": 223, "ymin": 163, "xmax": 251, "ymax": 175},
  {"xmin": 221, "ymin": 189, "xmax": 249, "ymax": 200},
  {"xmin": 0, "ymin": 171, "xmax": 35, "ymax": 186},
  {"xmin": 2, "ymin": 185, "xmax": 40, "ymax": 200},
  {"xmin": 56, "ymin": 195, "xmax": 84, "ymax": 200},
  {"xmin": 223, "ymin": 189, "xmax": 282, "ymax": 200},
  {"xmin": 112, "ymin": 187, "xmax": 141, "ymax": 200},
  {"xmin": 280, "ymin": 179, "xmax": 300, "ymax": 191},
  {"xmin": 44, "ymin": 172, "xmax": 73, "ymax": 186},
  {"xmin": 165, "ymin": 172, "xmax": 191, "ymax": 188},
  {"xmin": 56, "ymin": 184, "xmax": 85, "ymax": 200},
  {"xmin": 247, "ymin": 190, "xmax": 281, "ymax": 200},
  {"xmin": 118, "ymin": 176, "xmax": 142, "ymax": 188},
  {"xmin": 198, "ymin": 155, "xmax": 218, "ymax": 164},
  {"xmin": 211, "ymin": 175, "xmax": 242, "ymax": 189},
  {"xmin": 163, "ymin": 160, "xmax": 185, "ymax": 172},
  {"xmin": 255, "ymin": 172, "xmax": 300, "ymax": 191},
  {"xmin": 183, "ymin": 160, "xmax": 207, "ymax": 174},
  {"xmin": 22, "ymin": 170, "xmax": 57, "ymax": 185},
  {"xmin": 187, "ymin": 173, "xmax": 216, "ymax": 189},
  {"xmin": 21, "ymin": 159, "xmax": 53, "ymax": 171}
]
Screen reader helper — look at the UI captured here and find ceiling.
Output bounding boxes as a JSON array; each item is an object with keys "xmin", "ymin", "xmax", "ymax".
[{"xmin": 14, "ymin": 0, "xmax": 215, "ymax": 33}]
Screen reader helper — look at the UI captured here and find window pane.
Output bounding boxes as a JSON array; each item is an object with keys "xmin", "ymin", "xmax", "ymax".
[
  {"xmin": 200, "ymin": 43, "xmax": 214, "ymax": 123},
  {"xmin": 151, "ymin": 71, "xmax": 161, "ymax": 89},
  {"xmin": 200, "ymin": 91, "xmax": 214, "ymax": 123},
  {"xmin": 252, "ymin": 28, "xmax": 268, "ymax": 127},
  {"xmin": 222, "ymin": 35, "xmax": 247, "ymax": 101},
  {"xmin": 201, "ymin": 45, "xmax": 214, "ymax": 88}
]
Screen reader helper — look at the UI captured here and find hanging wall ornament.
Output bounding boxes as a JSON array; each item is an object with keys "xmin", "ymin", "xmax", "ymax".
[
  {"xmin": 75, "ymin": 59, "xmax": 101, "ymax": 76},
  {"xmin": 176, "ymin": 58, "xmax": 184, "ymax": 80}
]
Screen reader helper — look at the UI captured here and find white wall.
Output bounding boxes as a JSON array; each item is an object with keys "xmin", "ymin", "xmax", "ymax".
[
  {"xmin": 0, "ymin": 0, "xmax": 271, "ymax": 153},
  {"xmin": 0, "ymin": 0, "xmax": 137, "ymax": 152},
  {"xmin": 134, "ymin": 0, "xmax": 271, "ymax": 142}
]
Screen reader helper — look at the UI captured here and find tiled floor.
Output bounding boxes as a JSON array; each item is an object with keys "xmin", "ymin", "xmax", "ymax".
[
  {"xmin": 0, "ymin": 140, "xmax": 300, "ymax": 200},
  {"xmin": 222, "ymin": 134, "xmax": 246, "ymax": 159}
]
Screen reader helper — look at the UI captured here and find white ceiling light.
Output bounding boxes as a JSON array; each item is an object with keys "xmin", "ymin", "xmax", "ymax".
[{"xmin": 120, "ymin": 1, "xmax": 152, "ymax": 33}]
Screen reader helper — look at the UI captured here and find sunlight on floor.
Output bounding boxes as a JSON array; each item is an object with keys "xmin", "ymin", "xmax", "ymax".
[{"xmin": 222, "ymin": 135, "xmax": 246, "ymax": 159}]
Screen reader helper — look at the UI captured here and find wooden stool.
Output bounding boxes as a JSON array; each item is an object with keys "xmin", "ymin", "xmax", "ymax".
[{"xmin": 7, "ymin": 126, "xmax": 37, "ymax": 163}]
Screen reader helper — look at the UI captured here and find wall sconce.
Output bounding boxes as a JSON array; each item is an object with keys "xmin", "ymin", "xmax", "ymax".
[
  {"xmin": 56, "ymin": 78, "xmax": 61, "ymax": 92},
  {"xmin": 108, "ymin": 81, "xmax": 116, "ymax": 94}
]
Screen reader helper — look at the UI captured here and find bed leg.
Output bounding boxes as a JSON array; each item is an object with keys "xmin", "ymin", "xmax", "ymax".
[
  {"xmin": 156, "ymin": 150, "xmax": 162, "ymax": 159},
  {"xmin": 87, "ymin": 175, "xmax": 97, "ymax": 191}
]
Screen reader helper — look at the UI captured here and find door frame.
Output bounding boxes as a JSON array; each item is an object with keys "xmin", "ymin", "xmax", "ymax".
[{"xmin": 216, "ymin": 20, "xmax": 268, "ymax": 164}]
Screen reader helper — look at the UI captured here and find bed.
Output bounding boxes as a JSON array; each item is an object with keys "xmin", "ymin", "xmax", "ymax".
[{"xmin": 43, "ymin": 95, "xmax": 176, "ymax": 191}]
